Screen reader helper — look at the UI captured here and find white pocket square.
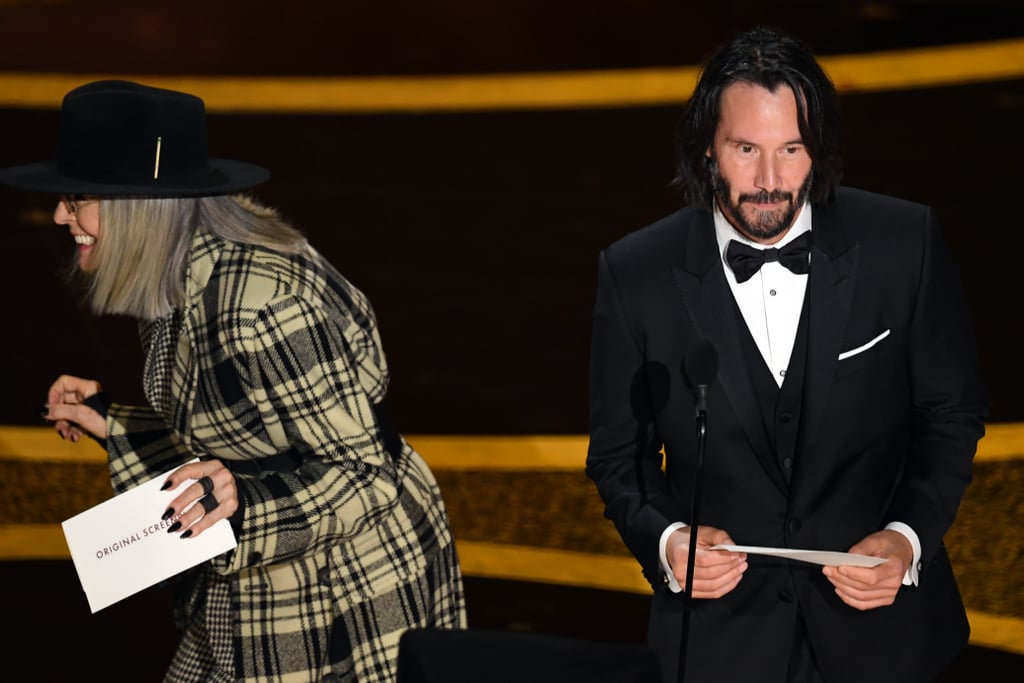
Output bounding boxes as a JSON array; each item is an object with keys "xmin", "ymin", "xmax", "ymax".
[{"xmin": 838, "ymin": 329, "xmax": 891, "ymax": 361}]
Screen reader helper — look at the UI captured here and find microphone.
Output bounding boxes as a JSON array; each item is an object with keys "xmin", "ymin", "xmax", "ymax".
[
  {"xmin": 683, "ymin": 338, "xmax": 719, "ymax": 415},
  {"xmin": 678, "ymin": 338, "xmax": 719, "ymax": 683}
]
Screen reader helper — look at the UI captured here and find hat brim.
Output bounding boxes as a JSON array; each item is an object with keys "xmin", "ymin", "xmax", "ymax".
[{"xmin": 0, "ymin": 158, "xmax": 270, "ymax": 197}]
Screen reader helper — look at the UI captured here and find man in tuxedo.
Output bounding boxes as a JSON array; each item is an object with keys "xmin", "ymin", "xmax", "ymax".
[{"xmin": 585, "ymin": 26, "xmax": 987, "ymax": 683}]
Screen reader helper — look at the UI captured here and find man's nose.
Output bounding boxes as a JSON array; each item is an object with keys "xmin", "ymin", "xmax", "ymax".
[{"xmin": 754, "ymin": 156, "xmax": 780, "ymax": 191}]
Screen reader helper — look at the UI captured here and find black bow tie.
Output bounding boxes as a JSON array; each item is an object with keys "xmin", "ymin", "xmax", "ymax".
[{"xmin": 725, "ymin": 232, "xmax": 812, "ymax": 283}]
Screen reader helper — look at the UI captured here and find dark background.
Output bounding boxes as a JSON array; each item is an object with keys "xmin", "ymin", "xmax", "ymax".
[
  {"xmin": 1, "ymin": 0, "xmax": 1023, "ymax": 433},
  {"xmin": 1, "ymin": 2, "xmax": 1022, "ymax": 680}
]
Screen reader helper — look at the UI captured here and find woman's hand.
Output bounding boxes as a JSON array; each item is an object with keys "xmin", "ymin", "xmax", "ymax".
[
  {"xmin": 43, "ymin": 374, "xmax": 107, "ymax": 442},
  {"xmin": 160, "ymin": 459, "xmax": 239, "ymax": 539}
]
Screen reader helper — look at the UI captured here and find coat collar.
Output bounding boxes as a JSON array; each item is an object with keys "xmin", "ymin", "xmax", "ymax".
[
  {"xmin": 672, "ymin": 210, "xmax": 782, "ymax": 486},
  {"xmin": 799, "ymin": 198, "xmax": 859, "ymax": 457},
  {"xmin": 184, "ymin": 227, "xmax": 225, "ymax": 302}
]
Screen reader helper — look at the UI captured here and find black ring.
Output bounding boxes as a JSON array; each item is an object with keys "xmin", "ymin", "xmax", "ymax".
[
  {"xmin": 198, "ymin": 476, "xmax": 214, "ymax": 496},
  {"xmin": 199, "ymin": 494, "xmax": 219, "ymax": 514}
]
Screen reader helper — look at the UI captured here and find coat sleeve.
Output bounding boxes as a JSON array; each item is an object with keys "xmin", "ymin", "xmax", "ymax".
[
  {"xmin": 106, "ymin": 405, "xmax": 196, "ymax": 492},
  {"xmin": 889, "ymin": 208, "xmax": 987, "ymax": 569},
  {"xmin": 585, "ymin": 249, "xmax": 683, "ymax": 587}
]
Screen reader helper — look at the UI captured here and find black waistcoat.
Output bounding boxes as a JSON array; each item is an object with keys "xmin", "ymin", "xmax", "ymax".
[{"xmin": 733, "ymin": 295, "xmax": 811, "ymax": 483}]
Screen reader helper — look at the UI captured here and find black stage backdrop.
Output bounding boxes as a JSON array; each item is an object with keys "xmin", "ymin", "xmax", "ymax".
[
  {"xmin": 1, "ymin": 78, "xmax": 1022, "ymax": 430},
  {"xmin": 1, "ymin": 3, "xmax": 1022, "ymax": 681}
]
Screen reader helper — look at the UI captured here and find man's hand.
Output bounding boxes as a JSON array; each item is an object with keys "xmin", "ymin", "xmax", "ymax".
[
  {"xmin": 823, "ymin": 529, "xmax": 912, "ymax": 610},
  {"xmin": 666, "ymin": 525, "xmax": 748, "ymax": 598}
]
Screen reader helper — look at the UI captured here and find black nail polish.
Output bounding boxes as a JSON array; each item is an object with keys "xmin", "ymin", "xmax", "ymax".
[
  {"xmin": 161, "ymin": 508, "xmax": 174, "ymax": 521},
  {"xmin": 39, "ymin": 405, "xmax": 49, "ymax": 418},
  {"xmin": 180, "ymin": 530, "xmax": 193, "ymax": 539},
  {"xmin": 167, "ymin": 521, "xmax": 182, "ymax": 533},
  {"xmin": 161, "ymin": 480, "xmax": 173, "ymax": 491}
]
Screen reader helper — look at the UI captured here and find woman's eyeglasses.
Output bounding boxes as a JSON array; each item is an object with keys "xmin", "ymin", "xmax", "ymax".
[{"xmin": 61, "ymin": 194, "xmax": 92, "ymax": 215}]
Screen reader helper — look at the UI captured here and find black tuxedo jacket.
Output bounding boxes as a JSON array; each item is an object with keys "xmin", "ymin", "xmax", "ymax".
[{"xmin": 586, "ymin": 187, "xmax": 987, "ymax": 683}]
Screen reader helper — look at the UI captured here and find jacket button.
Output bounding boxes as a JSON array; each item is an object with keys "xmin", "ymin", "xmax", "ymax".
[
  {"xmin": 788, "ymin": 518, "xmax": 802, "ymax": 534},
  {"xmin": 778, "ymin": 591, "xmax": 794, "ymax": 603},
  {"xmin": 782, "ymin": 457, "xmax": 793, "ymax": 470},
  {"xmin": 317, "ymin": 566, "xmax": 332, "ymax": 585},
  {"xmin": 248, "ymin": 551, "xmax": 263, "ymax": 565},
  {"xmin": 779, "ymin": 412, "xmax": 792, "ymax": 424}
]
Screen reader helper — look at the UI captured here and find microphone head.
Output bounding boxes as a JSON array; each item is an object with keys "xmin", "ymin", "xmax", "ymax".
[{"xmin": 683, "ymin": 338, "xmax": 719, "ymax": 387}]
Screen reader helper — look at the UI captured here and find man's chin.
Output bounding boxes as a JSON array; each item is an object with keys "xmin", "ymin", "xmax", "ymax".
[{"xmin": 741, "ymin": 210, "xmax": 789, "ymax": 239}]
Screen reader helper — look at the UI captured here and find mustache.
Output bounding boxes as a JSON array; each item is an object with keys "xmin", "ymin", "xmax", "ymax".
[{"xmin": 739, "ymin": 190, "xmax": 793, "ymax": 204}]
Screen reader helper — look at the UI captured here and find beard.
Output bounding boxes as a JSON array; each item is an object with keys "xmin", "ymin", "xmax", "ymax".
[{"xmin": 710, "ymin": 162, "xmax": 813, "ymax": 241}]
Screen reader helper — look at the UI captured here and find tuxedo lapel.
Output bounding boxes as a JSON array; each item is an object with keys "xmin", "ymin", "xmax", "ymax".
[
  {"xmin": 670, "ymin": 213, "xmax": 784, "ymax": 492},
  {"xmin": 801, "ymin": 207, "xmax": 859, "ymax": 457}
]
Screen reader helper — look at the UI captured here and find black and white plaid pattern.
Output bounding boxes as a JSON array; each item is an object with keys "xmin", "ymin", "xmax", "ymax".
[
  {"xmin": 105, "ymin": 228, "xmax": 466, "ymax": 681},
  {"xmin": 140, "ymin": 308, "xmax": 183, "ymax": 422}
]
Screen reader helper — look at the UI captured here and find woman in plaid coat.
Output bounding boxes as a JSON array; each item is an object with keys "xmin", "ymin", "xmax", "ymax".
[{"xmin": 1, "ymin": 80, "xmax": 467, "ymax": 682}]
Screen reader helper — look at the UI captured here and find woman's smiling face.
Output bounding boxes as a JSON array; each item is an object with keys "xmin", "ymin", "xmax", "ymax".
[{"xmin": 54, "ymin": 195, "xmax": 101, "ymax": 270}]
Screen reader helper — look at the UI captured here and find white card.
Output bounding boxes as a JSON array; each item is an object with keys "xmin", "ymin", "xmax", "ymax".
[
  {"xmin": 61, "ymin": 459, "xmax": 237, "ymax": 612},
  {"xmin": 710, "ymin": 544, "xmax": 888, "ymax": 567}
]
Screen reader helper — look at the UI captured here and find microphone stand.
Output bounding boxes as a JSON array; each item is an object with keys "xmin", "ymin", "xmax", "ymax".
[{"xmin": 678, "ymin": 384, "xmax": 708, "ymax": 683}]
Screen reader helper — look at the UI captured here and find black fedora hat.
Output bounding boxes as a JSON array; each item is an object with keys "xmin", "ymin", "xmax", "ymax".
[{"xmin": 0, "ymin": 79, "xmax": 269, "ymax": 196}]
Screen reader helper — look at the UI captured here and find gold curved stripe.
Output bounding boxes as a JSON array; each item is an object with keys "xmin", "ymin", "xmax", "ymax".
[
  {"xmin": 0, "ymin": 523, "xmax": 67, "ymax": 560},
  {"xmin": 0, "ymin": 425, "xmax": 107, "ymax": 463},
  {"xmin": 413, "ymin": 427, "xmax": 1024, "ymax": 467},
  {"xmin": 1, "ymin": 524, "xmax": 1020, "ymax": 654},
  {"xmin": 0, "ymin": 37, "xmax": 1021, "ymax": 113},
  {"xmin": 965, "ymin": 610, "xmax": 1024, "ymax": 656},
  {"xmin": 0, "ymin": 426, "xmax": 1020, "ymax": 469},
  {"xmin": 457, "ymin": 540, "xmax": 650, "ymax": 594}
]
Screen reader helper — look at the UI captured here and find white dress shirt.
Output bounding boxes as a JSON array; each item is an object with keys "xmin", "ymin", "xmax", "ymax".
[
  {"xmin": 715, "ymin": 202, "xmax": 812, "ymax": 387},
  {"xmin": 659, "ymin": 202, "xmax": 920, "ymax": 591}
]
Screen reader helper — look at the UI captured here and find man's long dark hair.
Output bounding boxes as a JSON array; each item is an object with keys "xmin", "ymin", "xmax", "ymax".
[{"xmin": 674, "ymin": 26, "xmax": 845, "ymax": 210}]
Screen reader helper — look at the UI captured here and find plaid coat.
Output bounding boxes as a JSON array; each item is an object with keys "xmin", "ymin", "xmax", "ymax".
[{"xmin": 104, "ymin": 228, "xmax": 466, "ymax": 682}]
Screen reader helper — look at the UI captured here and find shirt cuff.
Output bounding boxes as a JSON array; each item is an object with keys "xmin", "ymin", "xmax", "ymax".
[
  {"xmin": 659, "ymin": 522, "xmax": 687, "ymax": 593},
  {"xmin": 885, "ymin": 521, "xmax": 921, "ymax": 586}
]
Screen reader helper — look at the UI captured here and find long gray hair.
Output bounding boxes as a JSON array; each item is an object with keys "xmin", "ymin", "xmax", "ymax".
[{"xmin": 76, "ymin": 194, "xmax": 306, "ymax": 320}]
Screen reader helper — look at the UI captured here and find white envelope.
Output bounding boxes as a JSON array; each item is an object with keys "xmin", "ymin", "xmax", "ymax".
[
  {"xmin": 61, "ymin": 459, "xmax": 237, "ymax": 613},
  {"xmin": 710, "ymin": 544, "xmax": 887, "ymax": 567}
]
